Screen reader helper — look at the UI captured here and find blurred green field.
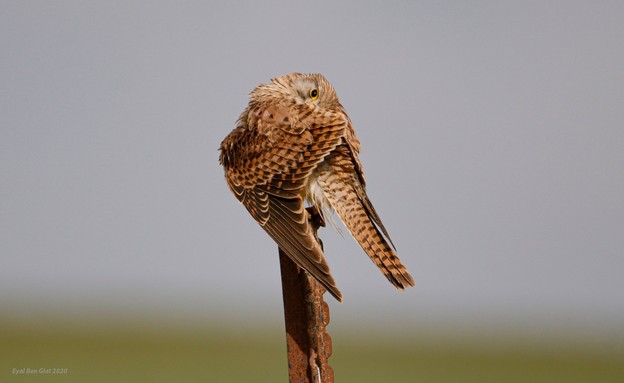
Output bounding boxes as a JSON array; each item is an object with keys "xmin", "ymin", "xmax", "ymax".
[{"xmin": 2, "ymin": 320, "xmax": 623, "ymax": 382}]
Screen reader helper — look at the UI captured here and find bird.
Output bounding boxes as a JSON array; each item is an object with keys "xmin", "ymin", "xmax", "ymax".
[{"xmin": 219, "ymin": 73, "xmax": 414, "ymax": 302}]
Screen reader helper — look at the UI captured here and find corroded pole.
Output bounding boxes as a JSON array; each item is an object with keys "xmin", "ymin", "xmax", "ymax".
[{"xmin": 279, "ymin": 207, "xmax": 334, "ymax": 383}]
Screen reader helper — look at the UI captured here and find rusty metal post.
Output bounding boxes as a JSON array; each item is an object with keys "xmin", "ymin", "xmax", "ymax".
[{"xmin": 279, "ymin": 207, "xmax": 334, "ymax": 383}]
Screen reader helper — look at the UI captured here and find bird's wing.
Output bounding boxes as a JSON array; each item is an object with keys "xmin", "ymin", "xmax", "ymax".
[
  {"xmin": 317, "ymin": 141, "xmax": 414, "ymax": 289},
  {"xmin": 222, "ymin": 103, "xmax": 348, "ymax": 301}
]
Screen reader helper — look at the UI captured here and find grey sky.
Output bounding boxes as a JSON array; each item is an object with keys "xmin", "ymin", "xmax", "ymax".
[{"xmin": 1, "ymin": 1, "xmax": 623, "ymax": 334}]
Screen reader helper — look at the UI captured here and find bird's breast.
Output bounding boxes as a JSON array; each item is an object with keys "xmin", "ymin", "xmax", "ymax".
[{"xmin": 303, "ymin": 161, "xmax": 331, "ymax": 212}]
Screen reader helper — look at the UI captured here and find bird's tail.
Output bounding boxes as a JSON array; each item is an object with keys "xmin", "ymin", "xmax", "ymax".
[{"xmin": 318, "ymin": 173, "xmax": 414, "ymax": 289}]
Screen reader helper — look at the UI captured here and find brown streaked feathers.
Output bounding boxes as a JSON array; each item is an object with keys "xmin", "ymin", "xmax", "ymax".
[{"xmin": 219, "ymin": 73, "xmax": 414, "ymax": 301}]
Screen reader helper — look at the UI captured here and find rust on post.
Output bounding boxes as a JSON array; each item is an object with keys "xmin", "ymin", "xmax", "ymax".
[{"xmin": 279, "ymin": 206, "xmax": 334, "ymax": 383}]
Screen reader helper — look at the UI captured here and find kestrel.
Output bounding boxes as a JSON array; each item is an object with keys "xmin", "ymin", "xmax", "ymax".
[{"xmin": 219, "ymin": 73, "xmax": 414, "ymax": 301}]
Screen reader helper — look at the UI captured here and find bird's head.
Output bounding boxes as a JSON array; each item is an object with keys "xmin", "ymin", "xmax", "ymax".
[{"xmin": 252, "ymin": 73, "xmax": 342, "ymax": 112}]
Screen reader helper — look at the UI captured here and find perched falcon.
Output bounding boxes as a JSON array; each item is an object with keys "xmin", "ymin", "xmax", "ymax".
[{"xmin": 219, "ymin": 73, "xmax": 414, "ymax": 301}]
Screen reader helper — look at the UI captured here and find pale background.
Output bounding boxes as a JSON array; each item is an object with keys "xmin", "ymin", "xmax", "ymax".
[{"xmin": 1, "ymin": 1, "xmax": 623, "ymax": 343}]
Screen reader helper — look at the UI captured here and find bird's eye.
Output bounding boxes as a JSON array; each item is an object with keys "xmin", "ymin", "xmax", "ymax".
[{"xmin": 309, "ymin": 88, "xmax": 319, "ymax": 100}]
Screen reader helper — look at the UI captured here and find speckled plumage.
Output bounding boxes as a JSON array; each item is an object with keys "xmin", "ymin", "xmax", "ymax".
[{"xmin": 219, "ymin": 73, "xmax": 414, "ymax": 301}]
